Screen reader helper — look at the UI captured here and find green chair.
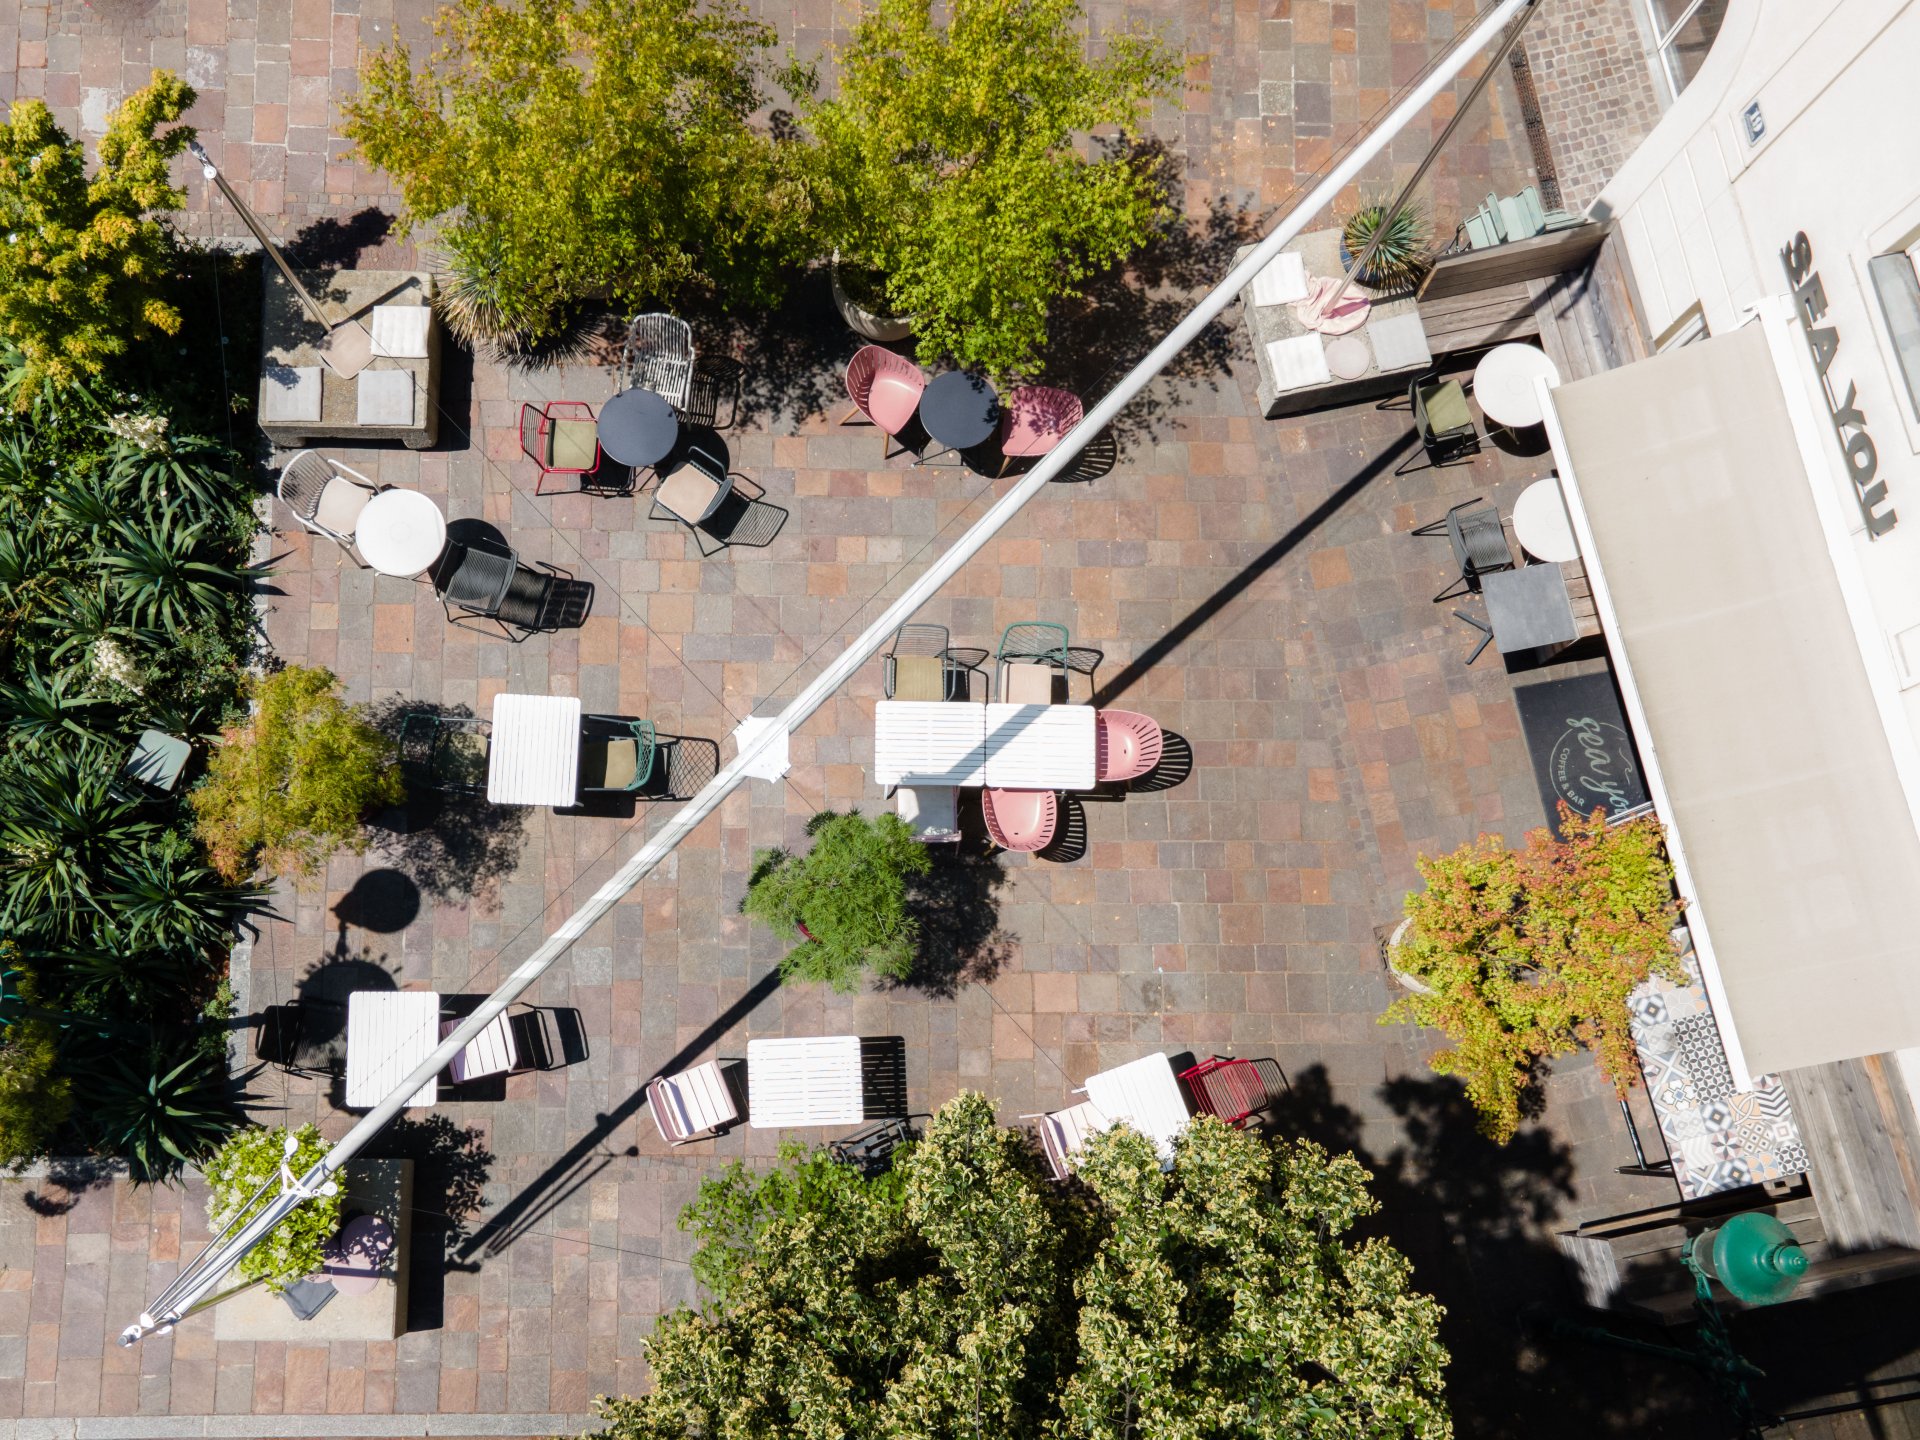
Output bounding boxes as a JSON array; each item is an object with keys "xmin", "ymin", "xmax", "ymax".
[
  {"xmin": 1397, "ymin": 373, "xmax": 1478, "ymax": 474},
  {"xmin": 580, "ymin": 715, "xmax": 658, "ymax": 793},
  {"xmin": 995, "ymin": 622, "xmax": 1071, "ymax": 704}
]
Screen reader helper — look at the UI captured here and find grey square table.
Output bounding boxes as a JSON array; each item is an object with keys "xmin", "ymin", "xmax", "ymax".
[{"xmin": 1481, "ymin": 563, "xmax": 1578, "ymax": 653}]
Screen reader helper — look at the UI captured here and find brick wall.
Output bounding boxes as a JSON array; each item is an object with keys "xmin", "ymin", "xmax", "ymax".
[{"xmin": 1519, "ymin": 0, "xmax": 1669, "ymax": 213}]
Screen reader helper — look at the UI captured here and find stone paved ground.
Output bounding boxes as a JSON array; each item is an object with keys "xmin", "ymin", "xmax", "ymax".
[{"xmin": 11, "ymin": 2, "xmax": 1918, "ymax": 1438}]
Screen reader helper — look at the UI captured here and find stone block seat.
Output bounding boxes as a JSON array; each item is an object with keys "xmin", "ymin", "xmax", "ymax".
[{"xmin": 258, "ymin": 269, "xmax": 441, "ymax": 450}]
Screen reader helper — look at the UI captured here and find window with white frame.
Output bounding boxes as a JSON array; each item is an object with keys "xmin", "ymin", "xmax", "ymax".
[
  {"xmin": 1869, "ymin": 243, "xmax": 1920, "ymax": 425},
  {"xmin": 1644, "ymin": 0, "xmax": 1731, "ymax": 97}
]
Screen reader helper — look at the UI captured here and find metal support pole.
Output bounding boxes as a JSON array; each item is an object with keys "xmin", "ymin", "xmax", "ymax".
[
  {"xmin": 1323, "ymin": 0, "xmax": 1540, "ymax": 313},
  {"xmin": 123, "ymin": 0, "xmax": 1537, "ymax": 1346}
]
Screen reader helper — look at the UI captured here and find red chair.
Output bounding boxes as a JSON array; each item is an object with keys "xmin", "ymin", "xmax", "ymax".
[
  {"xmin": 519, "ymin": 401, "xmax": 601, "ymax": 494},
  {"xmin": 841, "ymin": 345, "xmax": 927, "ymax": 460},
  {"xmin": 1094, "ymin": 710, "xmax": 1165, "ymax": 783},
  {"xmin": 996, "ymin": 385, "xmax": 1083, "ymax": 475},
  {"xmin": 1178, "ymin": 1057, "xmax": 1270, "ymax": 1127},
  {"xmin": 982, "ymin": 788, "xmax": 1057, "ymax": 852}
]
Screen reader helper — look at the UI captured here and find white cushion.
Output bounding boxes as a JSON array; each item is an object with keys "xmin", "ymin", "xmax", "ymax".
[
  {"xmin": 313, "ymin": 475, "xmax": 372, "ymax": 534},
  {"xmin": 261, "ymin": 364, "xmax": 323, "ymax": 423},
  {"xmin": 369, "ymin": 304, "xmax": 432, "ymax": 359},
  {"xmin": 1367, "ymin": 311, "xmax": 1433, "ymax": 372},
  {"xmin": 356, "ymin": 369, "xmax": 415, "ymax": 427},
  {"xmin": 1250, "ymin": 250, "xmax": 1308, "ymax": 307},
  {"xmin": 1265, "ymin": 334, "xmax": 1332, "ymax": 393}
]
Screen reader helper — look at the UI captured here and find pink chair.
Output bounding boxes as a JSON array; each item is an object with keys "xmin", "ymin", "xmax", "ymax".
[
  {"xmin": 1094, "ymin": 710, "xmax": 1164, "ymax": 783},
  {"xmin": 841, "ymin": 345, "xmax": 927, "ymax": 459},
  {"xmin": 996, "ymin": 386, "xmax": 1083, "ymax": 474},
  {"xmin": 982, "ymin": 788, "xmax": 1057, "ymax": 851}
]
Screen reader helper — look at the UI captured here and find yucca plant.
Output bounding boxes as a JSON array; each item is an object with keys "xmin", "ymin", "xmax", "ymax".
[
  {"xmin": 75, "ymin": 1042, "xmax": 242, "ymax": 1184},
  {"xmin": 46, "ymin": 469, "xmax": 128, "ymax": 539},
  {"xmin": 37, "ymin": 576, "xmax": 158, "ymax": 676},
  {"xmin": 0, "ymin": 671, "xmax": 111, "ymax": 745},
  {"xmin": 43, "ymin": 938, "xmax": 195, "ymax": 1009},
  {"xmin": 104, "ymin": 837, "xmax": 270, "ymax": 952},
  {"xmin": 430, "ymin": 223, "xmax": 554, "ymax": 353},
  {"xmin": 0, "ymin": 748, "xmax": 162, "ymax": 939},
  {"xmin": 100, "ymin": 507, "xmax": 264, "ymax": 637},
  {"xmin": 107, "ymin": 434, "xmax": 242, "ymax": 515},
  {"xmin": 1341, "ymin": 200, "xmax": 1431, "ymax": 291}
]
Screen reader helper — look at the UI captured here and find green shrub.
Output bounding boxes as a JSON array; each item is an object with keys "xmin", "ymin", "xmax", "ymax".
[
  {"xmin": 1382, "ymin": 805, "xmax": 1685, "ymax": 1143},
  {"xmin": 0, "ymin": 967, "xmax": 73, "ymax": 1169},
  {"xmin": 204, "ymin": 1124, "xmax": 344, "ymax": 1292},
  {"xmin": 76, "ymin": 1041, "xmax": 238, "ymax": 1183},
  {"xmin": 0, "ymin": 73, "xmax": 198, "ymax": 397},
  {"xmin": 192, "ymin": 665, "xmax": 404, "ymax": 883},
  {"xmin": 741, "ymin": 810, "xmax": 932, "ymax": 991},
  {"xmin": 791, "ymin": 0, "xmax": 1185, "ymax": 377}
]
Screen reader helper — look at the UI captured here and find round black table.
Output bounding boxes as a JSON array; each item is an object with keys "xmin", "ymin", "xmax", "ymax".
[
  {"xmin": 920, "ymin": 372, "xmax": 999, "ymax": 452},
  {"xmin": 598, "ymin": 388, "xmax": 679, "ymax": 468}
]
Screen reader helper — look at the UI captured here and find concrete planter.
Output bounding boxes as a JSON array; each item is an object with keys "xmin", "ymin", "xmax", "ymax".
[
  {"xmin": 1386, "ymin": 916, "xmax": 1435, "ymax": 995},
  {"xmin": 831, "ymin": 253, "xmax": 913, "ymax": 343}
]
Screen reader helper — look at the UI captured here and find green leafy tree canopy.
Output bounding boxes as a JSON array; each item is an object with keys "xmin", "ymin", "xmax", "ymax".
[
  {"xmin": 190, "ymin": 664, "xmax": 403, "ymax": 882},
  {"xmin": 342, "ymin": 0, "xmax": 811, "ymax": 340},
  {"xmin": 793, "ymin": 0, "xmax": 1185, "ymax": 376},
  {"xmin": 0, "ymin": 71, "xmax": 197, "ymax": 396},
  {"xmin": 585, "ymin": 1092, "xmax": 1450, "ymax": 1439},
  {"xmin": 204, "ymin": 1123, "xmax": 345, "ymax": 1292},
  {"xmin": 740, "ymin": 809, "xmax": 932, "ymax": 991},
  {"xmin": 1383, "ymin": 805, "xmax": 1685, "ymax": 1143}
]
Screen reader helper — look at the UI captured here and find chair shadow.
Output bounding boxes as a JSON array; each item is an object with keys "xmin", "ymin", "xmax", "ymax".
[
  {"xmin": 680, "ymin": 357, "xmax": 745, "ymax": 431},
  {"xmin": 1036, "ymin": 792, "xmax": 1089, "ymax": 863},
  {"xmin": 1127, "ymin": 731, "xmax": 1195, "ymax": 793},
  {"xmin": 701, "ymin": 484, "xmax": 789, "ymax": 549},
  {"xmin": 365, "ymin": 699, "xmax": 529, "ymax": 904},
  {"xmin": 540, "ymin": 577, "xmax": 594, "ymax": 630},
  {"xmin": 859, "ymin": 1036, "xmax": 910, "ymax": 1119}
]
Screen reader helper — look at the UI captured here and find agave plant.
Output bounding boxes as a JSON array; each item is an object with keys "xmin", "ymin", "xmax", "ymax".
[
  {"xmin": 431, "ymin": 223, "xmax": 553, "ymax": 352},
  {"xmin": 100, "ymin": 508, "xmax": 265, "ymax": 637},
  {"xmin": 76, "ymin": 1042, "xmax": 243, "ymax": 1183},
  {"xmin": 0, "ymin": 671, "xmax": 112, "ymax": 746},
  {"xmin": 107, "ymin": 435, "xmax": 243, "ymax": 515},
  {"xmin": 0, "ymin": 748, "xmax": 162, "ymax": 940},
  {"xmin": 103, "ymin": 837, "xmax": 271, "ymax": 952},
  {"xmin": 1341, "ymin": 200, "xmax": 1432, "ymax": 291}
]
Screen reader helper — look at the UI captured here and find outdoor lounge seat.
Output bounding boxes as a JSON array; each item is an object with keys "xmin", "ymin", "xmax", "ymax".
[
  {"xmin": 622, "ymin": 313, "xmax": 696, "ymax": 410},
  {"xmin": 982, "ymin": 788, "xmax": 1057, "ymax": 852},
  {"xmin": 648, "ymin": 1060, "xmax": 740, "ymax": 1145},
  {"xmin": 1414, "ymin": 498, "xmax": 1514, "ymax": 603},
  {"xmin": 1033, "ymin": 1100, "xmax": 1105, "ymax": 1180},
  {"xmin": 1398, "ymin": 373, "xmax": 1478, "ymax": 473},
  {"xmin": 519, "ymin": 401, "xmax": 601, "ymax": 494},
  {"xmin": 1094, "ymin": 710, "xmax": 1164, "ymax": 783},
  {"xmin": 440, "ymin": 1013, "xmax": 518, "ymax": 1085},
  {"xmin": 995, "ymin": 622, "xmax": 1071, "ymax": 703},
  {"xmin": 579, "ymin": 715, "xmax": 659, "ymax": 793},
  {"xmin": 277, "ymin": 450, "xmax": 386, "ymax": 564},
  {"xmin": 842, "ymin": 346, "xmax": 928, "ymax": 460},
  {"xmin": 434, "ymin": 540, "xmax": 572, "ymax": 641}
]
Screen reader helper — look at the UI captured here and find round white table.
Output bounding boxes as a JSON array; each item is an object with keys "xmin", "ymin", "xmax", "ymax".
[
  {"xmin": 1512, "ymin": 477, "xmax": 1580, "ymax": 563},
  {"xmin": 353, "ymin": 488, "xmax": 447, "ymax": 577},
  {"xmin": 1472, "ymin": 343, "xmax": 1561, "ymax": 428}
]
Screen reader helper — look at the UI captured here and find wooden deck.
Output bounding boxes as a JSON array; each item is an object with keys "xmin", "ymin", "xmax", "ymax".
[{"xmin": 1783, "ymin": 1056, "xmax": 1920, "ymax": 1252}]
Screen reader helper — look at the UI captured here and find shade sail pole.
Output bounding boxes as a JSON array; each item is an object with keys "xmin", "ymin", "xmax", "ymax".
[{"xmin": 122, "ymin": 0, "xmax": 1536, "ymax": 1346}]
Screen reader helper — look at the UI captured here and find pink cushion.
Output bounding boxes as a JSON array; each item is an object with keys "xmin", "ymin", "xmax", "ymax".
[{"xmin": 868, "ymin": 374, "xmax": 923, "ymax": 434}]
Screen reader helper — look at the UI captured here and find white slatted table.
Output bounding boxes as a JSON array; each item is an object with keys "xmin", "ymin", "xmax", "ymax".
[
  {"xmin": 488, "ymin": 693, "xmax": 583, "ymax": 805},
  {"xmin": 346, "ymin": 991, "xmax": 441, "ymax": 1109},
  {"xmin": 983, "ymin": 703, "xmax": 1096, "ymax": 790},
  {"xmin": 746, "ymin": 1036, "xmax": 864, "ymax": 1128},
  {"xmin": 1082, "ymin": 1052, "xmax": 1190, "ymax": 1165},
  {"xmin": 874, "ymin": 701, "xmax": 988, "ymax": 787}
]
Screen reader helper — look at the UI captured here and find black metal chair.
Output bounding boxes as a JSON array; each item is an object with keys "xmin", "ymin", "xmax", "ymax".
[
  {"xmin": 433, "ymin": 539, "xmax": 574, "ymax": 641},
  {"xmin": 830, "ymin": 1117, "xmax": 917, "ymax": 1178},
  {"xmin": 1414, "ymin": 498, "xmax": 1514, "ymax": 602},
  {"xmin": 397, "ymin": 713, "xmax": 491, "ymax": 796},
  {"xmin": 1396, "ymin": 373, "xmax": 1479, "ymax": 474},
  {"xmin": 882, "ymin": 624, "xmax": 987, "ymax": 702}
]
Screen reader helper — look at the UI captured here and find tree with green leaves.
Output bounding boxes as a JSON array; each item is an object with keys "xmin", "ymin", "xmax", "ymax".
[
  {"xmin": 0, "ymin": 72, "xmax": 197, "ymax": 397},
  {"xmin": 191, "ymin": 665, "xmax": 403, "ymax": 882},
  {"xmin": 740, "ymin": 809, "xmax": 932, "ymax": 991},
  {"xmin": 585, "ymin": 1092, "xmax": 1451, "ymax": 1439},
  {"xmin": 342, "ymin": 0, "xmax": 811, "ymax": 346},
  {"xmin": 1383, "ymin": 805, "xmax": 1685, "ymax": 1143},
  {"xmin": 791, "ymin": 0, "xmax": 1185, "ymax": 377}
]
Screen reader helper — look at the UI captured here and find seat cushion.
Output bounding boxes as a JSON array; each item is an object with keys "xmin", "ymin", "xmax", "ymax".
[
  {"xmin": 1421, "ymin": 380, "xmax": 1472, "ymax": 435},
  {"xmin": 369, "ymin": 304, "xmax": 432, "ymax": 359},
  {"xmin": 356, "ymin": 369, "xmax": 416, "ymax": 427},
  {"xmin": 261, "ymin": 364, "xmax": 323, "ymax": 423},
  {"xmin": 1003, "ymin": 663, "xmax": 1057, "ymax": 704},
  {"xmin": 580, "ymin": 736, "xmax": 639, "ymax": 790},
  {"xmin": 891, "ymin": 655, "xmax": 946, "ymax": 702},
  {"xmin": 1367, "ymin": 311, "xmax": 1432, "ymax": 372},
  {"xmin": 655, "ymin": 466, "xmax": 724, "ymax": 524},
  {"xmin": 867, "ymin": 374, "xmax": 923, "ymax": 433},
  {"xmin": 550, "ymin": 418, "xmax": 598, "ymax": 471},
  {"xmin": 313, "ymin": 475, "xmax": 373, "ymax": 535}
]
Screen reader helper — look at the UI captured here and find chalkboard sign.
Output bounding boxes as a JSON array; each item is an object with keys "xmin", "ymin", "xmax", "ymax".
[{"xmin": 1513, "ymin": 670, "xmax": 1649, "ymax": 836}]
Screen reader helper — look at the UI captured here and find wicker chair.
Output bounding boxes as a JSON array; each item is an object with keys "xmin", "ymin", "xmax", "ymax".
[
  {"xmin": 276, "ymin": 450, "xmax": 386, "ymax": 564},
  {"xmin": 622, "ymin": 313, "xmax": 695, "ymax": 410}
]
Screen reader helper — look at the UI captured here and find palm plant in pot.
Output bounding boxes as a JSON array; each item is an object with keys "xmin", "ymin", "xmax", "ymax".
[
  {"xmin": 1380, "ymin": 805, "xmax": 1685, "ymax": 1143},
  {"xmin": 1340, "ymin": 200, "xmax": 1431, "ymax": 292}
]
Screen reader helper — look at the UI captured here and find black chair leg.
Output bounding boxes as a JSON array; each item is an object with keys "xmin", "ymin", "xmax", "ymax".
[{"xmin": 1452, "ymin": 609, "xmax": 1494, "ymax": 664}]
